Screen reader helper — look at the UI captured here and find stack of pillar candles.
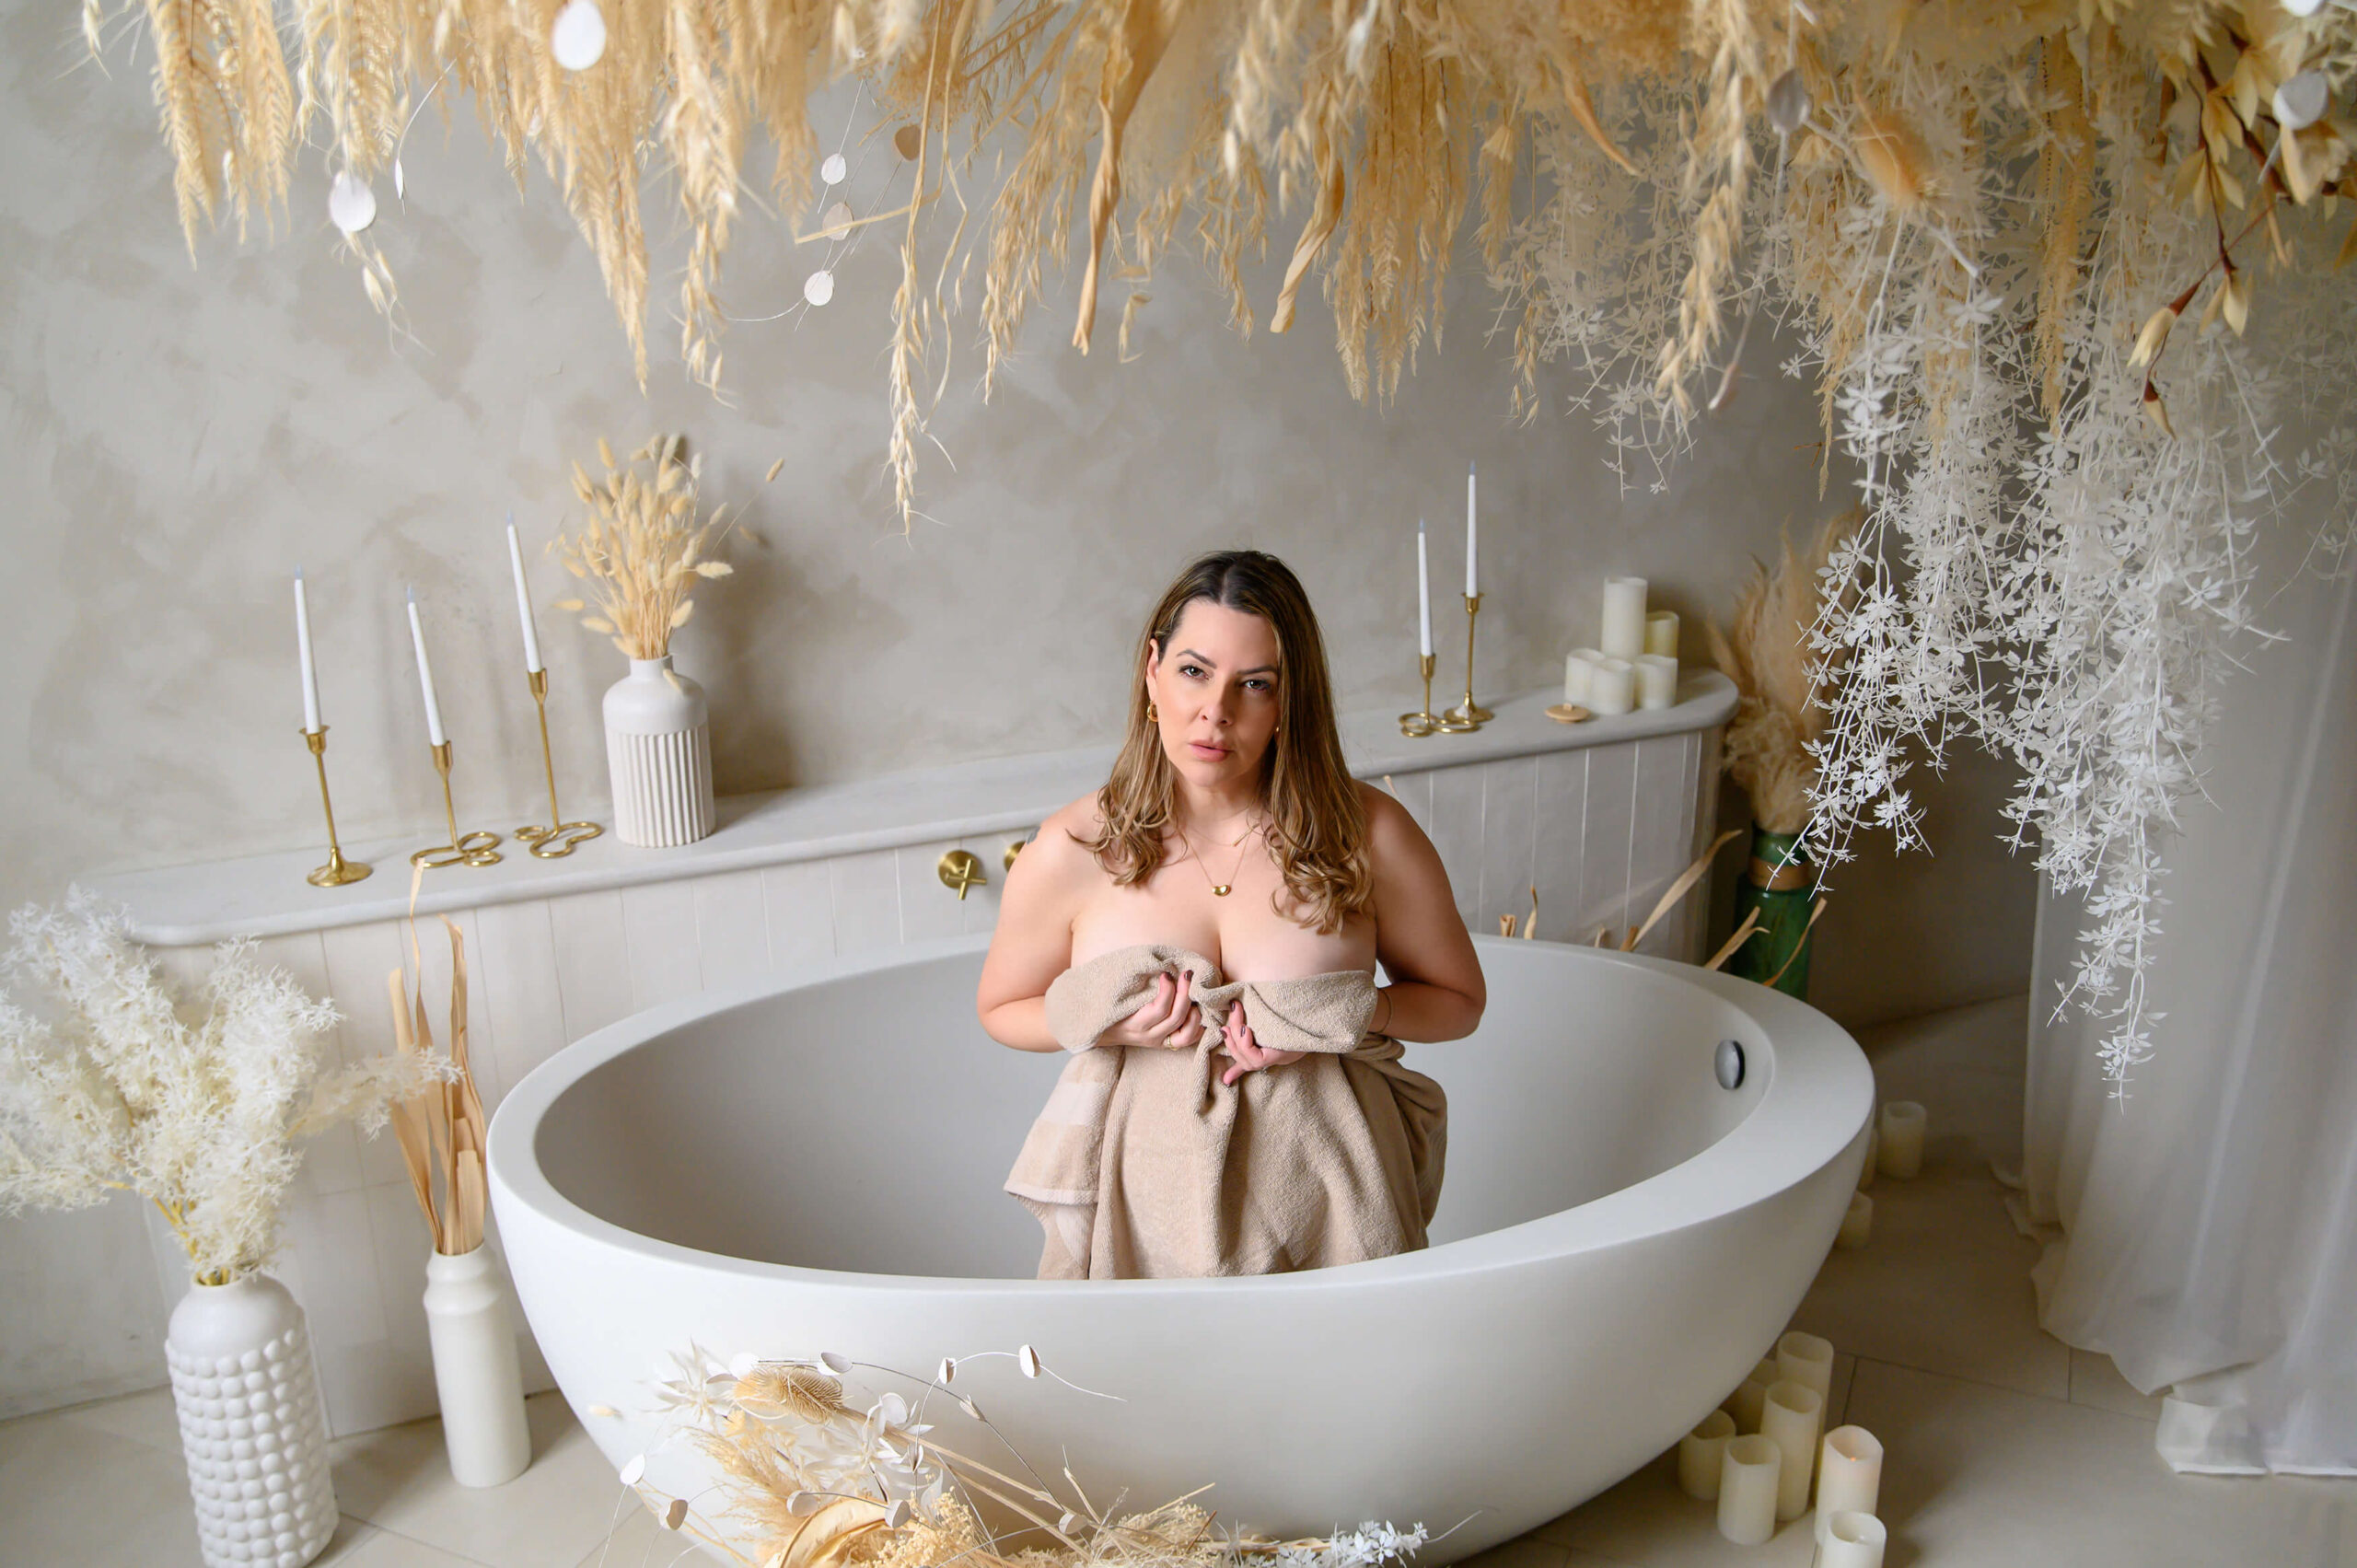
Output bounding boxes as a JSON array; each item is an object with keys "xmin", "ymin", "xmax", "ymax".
[
  {"xmin": 1673, "ymin": 1329, "xmax": 1889, "ymax": 1564},
  {"xmin": 1564, "ymin": 575, "xmax": 1682, "ymax": 716}
]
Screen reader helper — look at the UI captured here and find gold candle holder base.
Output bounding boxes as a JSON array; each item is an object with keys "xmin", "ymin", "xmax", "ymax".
[
  {"xmin": 1399, "ymin": 654, "xmax": 1442, "ymax": 737},
  {"xmin": 1443, "ymin": 592, "xmax": 1493, "ymax": 730},
  {"xmin": 302, "ymin": 726, "xmax": 372, "ymax": 887},
  {"xmin": 412, "ymin": 741, "xmax": 504, "ymax": 869},
  {"xmin": 512, "ymin": 668, "xmax": 604, "ymax": 859}
]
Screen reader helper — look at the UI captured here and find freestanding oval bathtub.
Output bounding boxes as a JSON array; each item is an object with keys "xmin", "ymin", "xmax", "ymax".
[{"xmin": 487, "ymin": 934, "xmax": 1871, "ymax": 1562}]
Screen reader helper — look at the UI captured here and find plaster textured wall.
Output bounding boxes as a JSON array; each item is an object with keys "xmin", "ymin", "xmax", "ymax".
[{"xmin": 0, "ymin": 4, "xmax": 2035, "ymax": 1414}]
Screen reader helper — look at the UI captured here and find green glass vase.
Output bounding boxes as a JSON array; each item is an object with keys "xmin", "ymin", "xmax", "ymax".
[{"xmin": 1727, "ymin": 825, "xmax": 1817, "ymax": 998}]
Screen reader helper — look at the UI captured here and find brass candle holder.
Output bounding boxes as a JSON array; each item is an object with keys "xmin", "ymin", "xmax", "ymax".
[
  {"xmin": 1440, "ymin": 592, "xmax": 1493, "ymax": 731},
  {"xmin": 301, "ymin": 727, "xmax": 372, "ymax": 887},
  {"xmin": 512, "ymin": 668, "xmax": 604, "ymax": 858},
  {"xmin": 411, "ymin": 741, "xmax": 504, "ymax": 869},
  {"xmin": 1399, "ymin": 653, "xmax": 1442, "ymax": 737}
]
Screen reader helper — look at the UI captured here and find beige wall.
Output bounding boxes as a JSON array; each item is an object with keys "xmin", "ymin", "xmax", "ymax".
[{"xmin": 0, "ymin": 6, "xmax": 2035, "ymax": 1412}]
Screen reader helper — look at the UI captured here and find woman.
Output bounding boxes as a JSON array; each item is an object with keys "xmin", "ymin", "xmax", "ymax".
[{"xmin": 978, "ymin": 550, "xmax": 1485, "ymax": 1279}]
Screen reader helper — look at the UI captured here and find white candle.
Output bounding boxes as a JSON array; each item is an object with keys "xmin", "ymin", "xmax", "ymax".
[
  {"xmin": 1644, "ymin": 609, "xmax": 1680, "ymax": 657},
  {"xmin": 1715, "ymin": 1434, "xmax": 1782, "ymax": 1546},
  {"xmin": 1820, "ymin": 1511, "xmax": 1887, "ymax": 1568},
  {"xmin": 294, "ymin": 568, "xmax": 322, "ymax": 734},
  {"xmin": 1586, "ymin": 656, "xmax": 1635, "ymax": 716},
  {"xmin": 1600, "ymin": 575, "xmax": 1649, "ymax": 660},
  {"xmin": 1724, "ymin": 1368, "xmax": 1771, "ymax": 1434},
  {"xmin": 1776, "ymin": 1330, "xmax": 1836, "ymax": 1404},
  {"xmin": 1838, "ymin": 1191, "xmax": 1874, "ymax": 1249},
  {"xmin": 1678, "ymin": 1409, "xmax": 1736, "ymax": 1500},
  {"xmin": 505, "ymin": 512, "xmax": 544, "ymax": 674},
  {"xmin": 1635, "ymin": 653, "xmax": 1679, "ymax": 710},
  {"xmin": 1416, "ymin": 522, "xmax": 1433, "ymax": 659},
  {"xmin": 407, "ymin": 587, "xmax": 448, "ymax": 748},
  {"xmin": 1464, "ymin": 462, "xmax": 1478, "ymax": 598},
  {"xmin": 1816, "ymin": 1427, "xmax": 1885, "ymax": 1546},
  {"xmin": 1760, "ymin": 1379, "xmax": 1823, "ymax": 1521},
  {"xmin": 1877, "ymin": 1100, "xmax": 1927, "ymax": 1179},
  {"xmin": 1563, "ymin": 647, "xmax": 1603, "ymax": 704}
]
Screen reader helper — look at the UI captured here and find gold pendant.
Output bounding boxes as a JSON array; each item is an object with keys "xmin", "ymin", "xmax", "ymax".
[{"xmin": 1212, "ymin": 884, "xmax": 1231, "ymax": 897}]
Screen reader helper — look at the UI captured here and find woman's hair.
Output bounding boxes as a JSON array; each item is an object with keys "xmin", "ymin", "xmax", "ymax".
[{"xmin": 1076, "ymin": 550, "xmax": 1373, "ymax": 934}]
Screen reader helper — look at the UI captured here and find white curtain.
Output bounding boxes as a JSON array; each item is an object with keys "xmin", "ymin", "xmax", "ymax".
[{"xmin": 2014, "ymin": 531, "xmax": 2357, "ymax": 1476}]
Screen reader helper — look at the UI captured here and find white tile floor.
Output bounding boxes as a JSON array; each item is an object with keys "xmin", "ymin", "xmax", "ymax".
[{"xmin": 7, "ymin": 995, "xmax": 2352, "ymax": 1568}]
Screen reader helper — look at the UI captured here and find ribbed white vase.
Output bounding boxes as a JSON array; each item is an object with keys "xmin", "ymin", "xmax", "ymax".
[
  {"xmin": 422, "ymin": 1244, "xmax": 531, "ymax": 1487},
  {"xmin": 604, "ymin": 655, "xmax": 714, "ymax": 847},
  {"xmin": 165, "ymin": 1273, "xmax": 337, "ymax": 1568}
]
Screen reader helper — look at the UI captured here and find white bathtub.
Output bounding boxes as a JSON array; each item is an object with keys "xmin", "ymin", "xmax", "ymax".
[{"xmin": 486, "ymin": 934, "xmax": 1871, "ymax": 1562}]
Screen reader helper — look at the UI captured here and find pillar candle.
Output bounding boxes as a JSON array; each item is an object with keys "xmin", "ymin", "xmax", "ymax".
[
  {"xmin": 1877, "ymin": 1101, "xmax": 1927, "ymax": 1179},
  {"xmin": 1859, "ymin": 1124, "xmax": 1878, "ymax": 1190},
  {"xmin": 1416, "ymin": 523, "xmax": 1433, "ymax": 659},
  {"xmin": 1820, "ymin": 1511, "xmax": 1887, "ymax": 1568},
  {"xmin": 1644, "ymin": 610, "xmax": 1680, "ymax": 657},
  {"xmin": 294, "ymin": 568, "xmax": 322, "ymax": 734},
  {"xmin": 1715, "ymin": 1434, "xmax": 1782, "ymax": 1546},
  {"xmin": 1838, "ymin": 1191, "xmax": 1874, "ymax": 1249},
  {"xmin": 1587, "ymin": 656, "xmax": 1635, "ymax": 716},
  {"xmin": 1635, "ymin": 653, "xmax": 1679, "ymax": 710},
  {"xmin": 406, "ymin": 587, "xmax": 448, "ymax": 748},
  {"xmin": 1816, "ymin": 1427, "xmax": 1884, "ymax": 1546},
  {"xmin": 1724, "ymin": 1371, "xmax": 1770, "ymax": 1434},
  {"xmin": 505, "ymin": 513, "xmax": 544, "ymax": 674},
  {"xmin": 1563, "ymin": 647, "xmax": 1604, "ymax": 704},
  {"xmin": 1776, "ymin": 1331, "xmax": 1836, "ymax": 1404},
  {"xmin": 1464, "ymin": 463, "xmax": 1478, "ymax": 598},
  {"xmin": 1600, "ymin": 575, "xmax": 1649, "ymax": 659},
  {"xmin": 1759, "ymin": 1379, "xmax": 1822, "ymax": 1521},
  {"xmin": 1677, "ymin": 1408, "xmax": 1736, "ymax": 1500}
]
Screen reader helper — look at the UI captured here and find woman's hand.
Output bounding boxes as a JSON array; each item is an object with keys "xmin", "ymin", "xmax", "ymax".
[
  {"xmin": 1095, "ymin": 970, "xmax": 1207, "ymax": 1051},
  {"xmin": 1218, "ymin": 997, "xmax": 1306, "ymax": 1086}
]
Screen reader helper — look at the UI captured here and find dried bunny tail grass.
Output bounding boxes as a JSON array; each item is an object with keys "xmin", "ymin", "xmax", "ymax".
[
  {"xmin": 1849, "ymin": 104, "xmax": 1928, "ymax": 214},
  {"xmin": 1708, "ymin": 507, "xmax": 1858, "ymax": 834},
  {"xmin": 554, "ymin": 433, "xmax": 739, "ymax": 658},
  {"xmin": 732, "ymin": 1365, "xmax": 849, "ymax": 1421}
]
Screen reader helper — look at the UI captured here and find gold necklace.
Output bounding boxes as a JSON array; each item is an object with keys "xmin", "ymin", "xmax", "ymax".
[{"xmin": 1181, "ymin": 817, "xmax": 1263, "ymax": 897}]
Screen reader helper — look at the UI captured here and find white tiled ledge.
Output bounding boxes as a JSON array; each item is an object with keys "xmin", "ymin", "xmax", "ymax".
[{"xmin": 80, "ymin": 673, "xmax": 1736, "ymax": 947}]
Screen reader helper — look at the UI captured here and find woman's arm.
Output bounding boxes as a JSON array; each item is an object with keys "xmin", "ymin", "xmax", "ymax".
[
  {"xmin": 1364, "ymin": 783, "xmax": 1486, "ymax": 1042},
  {"xmin": 975, "ymin": 800, "xmax": 1092, "ymax": 1051}
]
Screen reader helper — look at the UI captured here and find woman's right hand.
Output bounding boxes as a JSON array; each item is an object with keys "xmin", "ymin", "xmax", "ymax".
[{"xmin": 1096, "ymin": 970, "xmax": 1205, "ymax": 1051}]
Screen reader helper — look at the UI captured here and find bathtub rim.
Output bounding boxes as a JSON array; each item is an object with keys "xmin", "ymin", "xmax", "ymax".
[{"xmin": 486, "ymin": 933, "xmax": 1872, "ymax": 1297}]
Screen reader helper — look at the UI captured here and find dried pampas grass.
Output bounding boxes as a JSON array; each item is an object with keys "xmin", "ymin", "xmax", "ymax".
[{"xmin": 1708, "ymin": 510, "xmax": 1857, "ymax": 836}]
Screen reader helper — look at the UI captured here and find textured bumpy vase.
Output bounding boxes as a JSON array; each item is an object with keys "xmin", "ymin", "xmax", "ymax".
[
  {"xmin": 423, "ymin": 1244, "xmax": 532, "ymax": 1487},
  {"xmin": 1727, "ymin": 825, "xmax": 1817, "ymax": 998},
  {"xmin": 165, "ymin": 1273, "xmax": 337, "ymax": 1568},
  {"xmin": 604, "ymin": 655, "xmax": 714, "ymax": 847}
]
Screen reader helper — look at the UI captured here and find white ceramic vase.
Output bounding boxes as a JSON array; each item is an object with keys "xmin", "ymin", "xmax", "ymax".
[
  {"xmin": 165, "ymin": 1272, "xmax": 337, "ymax": 1568},
  {"xmin": 604, "ymin": 655, "xmax": 714, "ymax": 847},
  {"xmin": 422, "ymin": 1244, "xmax": 531, "ymax": 1487}
]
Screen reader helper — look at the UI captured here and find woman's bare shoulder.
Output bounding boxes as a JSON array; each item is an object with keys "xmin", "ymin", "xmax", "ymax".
[
  {"xmin": 1356, "ymin": 780, "xmax": 1423, "ymax": 849},
  {"xmin": 1022, "ymin": 793, "xmax": 1109, "ymax": 881}
]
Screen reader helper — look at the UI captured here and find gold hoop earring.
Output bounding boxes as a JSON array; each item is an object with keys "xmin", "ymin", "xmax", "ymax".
[{"xmin": 1146, "ymin": 701, "xmax": 1159, "ymax": 723}]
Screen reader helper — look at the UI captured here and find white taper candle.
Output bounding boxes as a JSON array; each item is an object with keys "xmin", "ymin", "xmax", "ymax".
[
  {"xmin": 1416, "ymin": 521, "xmax": 1433, "ymax": 658},
  {"xmin": 1465, "ymin": 462, "xmax": 1478, "ymax": 598},
  {"xmin": 407, "ymin": 587, "xmax": 448, "ymax": 748},
  {"xmin": 505, "ymin": 512, "xmax": 544, "ymax": 674},
  {"xmin": 294, "ymin": 568, "xmax": 321, "ymax": 734}
]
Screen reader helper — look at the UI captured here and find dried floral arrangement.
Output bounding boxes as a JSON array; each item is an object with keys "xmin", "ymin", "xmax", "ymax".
[
  {"xmin": 87, "ymin": 3, "xmax": 2357, "ymax": 1090},
  {"xmin": 604, "ymin": 1340, "xmax": 1433, "ymax": 1568},
  {"xmin": 1707, "ymin": 512, "xmax": 1859, "ymax": 839},
  {"xmin": 553, "ymin": 435, "xmax": 753, "ymax": 663},
  {"xmin": 387, "ymin": 902, "xmax": 488, "ymax": 1257},
  {"xmin": 0, "ymin": 897, "xmax": 450, "ymax": 1284}
]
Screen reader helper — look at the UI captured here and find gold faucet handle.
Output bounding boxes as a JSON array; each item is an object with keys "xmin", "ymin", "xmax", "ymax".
[
  {"xmin": 1003, "ymin": 838, "xmax": 1028, "ymax": 871},
  {"xmin": 937, "ymin": 848, "xmax": 987, "ymax": 900}
]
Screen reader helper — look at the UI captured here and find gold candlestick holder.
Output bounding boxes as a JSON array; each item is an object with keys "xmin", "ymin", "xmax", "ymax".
[
  {"xmin": 1440, "ymin": 592, "xmax": 1493, "ymax": 731},
  {"xmin": 412, "ymin": 741, "xmax": 504, "ymax": 869},
  {"xmin": 1399, "ymin": 653, "xmax": 1442, "ymax": 737},
  {"xmin": 301, "ymin": 727, "xmax": 371, "ymax": 887},
  {"xmin": 512, "ymin": 668, "xmax": 604, "ymax": 858}
]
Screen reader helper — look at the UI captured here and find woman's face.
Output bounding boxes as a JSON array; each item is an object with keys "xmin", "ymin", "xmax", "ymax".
[{"xmin": 1145, "ymin": 599, "xmax": 1283, "ymax": 794}]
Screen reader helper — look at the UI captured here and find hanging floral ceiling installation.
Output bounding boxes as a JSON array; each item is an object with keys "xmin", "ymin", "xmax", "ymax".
[{"xmin": 103, "ymin": 0, "xmax": 2357, "ymax": 1089}]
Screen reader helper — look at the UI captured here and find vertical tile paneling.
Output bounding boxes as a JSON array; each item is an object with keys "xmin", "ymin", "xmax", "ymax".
[
  {"xmin": 1629, "ymin": 736, "xmax": 1696, "ymax": 958},
  {"xmin": 280, "ymin": 1186, "xmax": 389, "ymax": 1437},
  {"xmin": 622, "ymin": 880, "xmax": 702, "ymax": 1013},
  {"xmin": 761, "ymin": 861, "xmax": 836, "ymax": 975},
  {"xmin": 1530, "ymin": 750, "xmax": 1590, "ymax": 944},
  {"xmin": 1690, "ymin": 727, "xmax": 1725, "ymax": 962},
  {"xmin": 692, "ymin": 870, "xmax": 772, "ymax": 992},
  {"xmin": 1427, "ymin": 765, "xmax": 1487, "ymax": 928},
  {"xmin": 1477, "ymin": 757, "xmax": 1538, "ymax": 935},
  {"xmin": 356, "ymin": 1180, "xmax": 439, "ymax": 1434},
  {"xmin": 547, "ymin": 889, "xmax": 633, "ymax": 1043},
  {"xmin": 896, "ymin": 839, "xmax": 970, "ymax": 945},
  {"xmin": 472, "ymin": 899, "xmax": 566, "ymax": 1109},
  {"xmin": 1576, "ymin": 742, "xmax": 1641, "ymax": 947},
  {"xmin": 829, "ymin": 849, "xmax": 902, "ymax": 957},
  {"xmin": 960, "ymin": 832, "xmax": 1024, "ymax": 936},
  {"xmin": 318, "ymin": 921, "xmax": 413, "ymax": 1191}
]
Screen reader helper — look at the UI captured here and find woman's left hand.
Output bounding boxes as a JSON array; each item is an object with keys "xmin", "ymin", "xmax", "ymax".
[{"xmin": 1218, "ymin": 997, "xmax": 1306, "ymax": 1087}]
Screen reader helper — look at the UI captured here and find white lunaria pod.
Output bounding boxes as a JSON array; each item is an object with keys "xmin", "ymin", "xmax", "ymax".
[
  {"xmin": 786, "ymin": 1491, "xmax": 826, "ymax": 1516},
  {"xmin": 729, "ymin": 1352, "xmax": 760, "ymax": 1378},
  {"xmin": 820, "ymin": 1351, "xmax": 852, "ymax": 1374},
  {"xmin": 619, "ymin": 1453, "xmax": 647, "ymax": 1486},
  {"xmin": 1767, "ymin": 68, "xmax": 1809, "ymax": 135},
  {"xmin": 956, "ymin": 1395, "xmax": 981, "ymax": 1420},
  {"xmin": 328, "ymin": 171, "xmax": 376, "ymax": 235},
  {"xmin": 2283, "ymin": 0, "xmax": 2323, "ymax": 15},
  {"xmin": 936, "ymin": 1357, "xmax": 956, "ymax": 1386},
  {"xmin": 877, "ymin": 1391, "xmax": 908, "ymax": 1425},
  {"xmin": 822, "ymin": 201, "xmax": 853, "ymax": 238},
  {"xmin": 1059, "ymin": 1513, "xmax": 1079, "ymax": 1534},
  {"xmin": 803, "ymin": 270, "xmax": 836, "ymax": 307},
  {"xmin": 664, "ymin": 1497, "xmax": 690, "ymax": 1530},
  {"xmin": 551, "ymin": 0, "xmax": 608, "ymax": 70},
  {"xmin": 886, "ymin": 1500, "xmax": 911, "ymax": 1527},
  {"xmin": 1017, "ymin": 1344, "xmax": 1041, "ymax": 1378},
  {"xmin": 821, "ymin": 152, "xmax": 848, "ymax": 185},
  {"xmin": 2276, "ymin": 71, "xmax": 2329, "ymax": 133},
  {"xmin": 392, "ymin": 157, "xmax": 404, "ymax": 202}
]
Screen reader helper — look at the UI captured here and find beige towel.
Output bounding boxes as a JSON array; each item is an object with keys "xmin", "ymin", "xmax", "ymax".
[{"xmin": 1004, "ymin": 944, "xmax": 1446, "ymax": 1279}]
